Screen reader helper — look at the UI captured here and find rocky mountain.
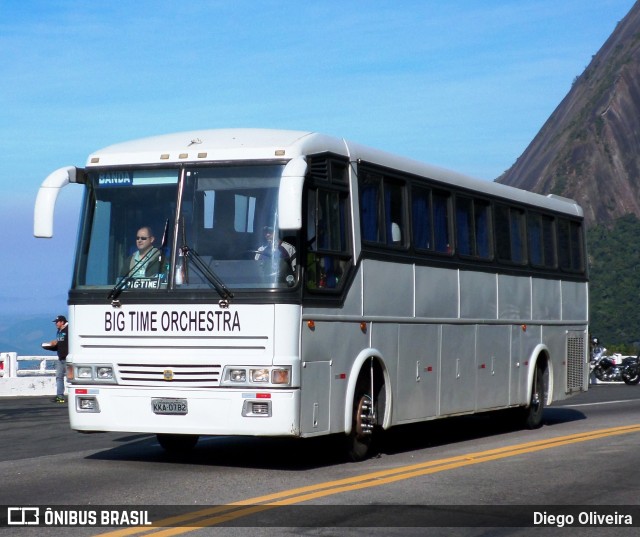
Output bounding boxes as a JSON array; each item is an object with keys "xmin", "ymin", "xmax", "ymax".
[
  {"xmin": 498, "ymin": 2, "xmax": 640, "ymax": 228},
  {"xmin": 497, "ymin": 3, "xmax": 640, "ymax": 347}
]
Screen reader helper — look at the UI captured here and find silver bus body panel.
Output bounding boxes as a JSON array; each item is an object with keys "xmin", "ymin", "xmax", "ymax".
[{"xmin": 300, "ymin": 259, "xmax": 588, "ymax": 435}]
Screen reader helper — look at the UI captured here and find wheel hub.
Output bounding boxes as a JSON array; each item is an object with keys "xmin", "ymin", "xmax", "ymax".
[{"xmin": 355, "ymin": 395, "xmax": 375, "ymax": 436}]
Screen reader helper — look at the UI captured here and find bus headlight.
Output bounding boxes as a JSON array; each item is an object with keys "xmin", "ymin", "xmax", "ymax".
[
  {"xmin": 228, "ymin": 369, "xmax": 247, "ymax": 382},
  {"xmin": 250, "ymin": 368, "xmax": 270, "ymax": 383},
  {"xmin": 221, "ymin": 366, "xmax": 291, "ymax": 387},
  {"xmin": 96, "ymin": 366, "xmax": 114, "ymax": 380},
  {"xmin": 70, "ymin": 364, "xmax": 117, "ymax": 384},
  {"xmin": 77, "ymin": 366, "xmax": 94, "ymax": 379}
]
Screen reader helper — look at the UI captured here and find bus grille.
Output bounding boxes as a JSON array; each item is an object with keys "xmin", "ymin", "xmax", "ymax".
[
  {"xmin": 116, "ymin": 363, "xmax": 222, "ymax": 387},
  {"xmin": 566, "ymin": 333, "xmax": 585, "ymax": 392}
]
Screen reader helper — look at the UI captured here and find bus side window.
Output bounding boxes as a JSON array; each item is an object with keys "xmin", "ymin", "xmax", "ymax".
[
  {"xmin": 456, "ymin": 196, "xmax": 491, "ymax": 259},
  {"xmin": 456, "ymin": 196, "xmax": 473, "ymax": 256},
  {"xmin": 541, "ymin": 215, "xmax": 556, "ymax": 268},
  {"xmin": 359, "ymin": 172, "xmax": 406, "ymax": 247},
  {"xmin": 474, "ymin": 200, "xmax": 492, "ymax": 259},
  {"xmin": 528, "ymin": 212, "xmax": 556, "ymax": 268},
  {"xmin": 412, "ymin": 187, "xmax": 432, "ymax": 250},
  {"xmin": 306, "ymin": 187, "xmax": 350, "ymax": 290},
  {"xmin": 385, "ymin": 180, "xmax": 405, "ymax": 247},
  {"xmin": 433, "ymin": 191, "xmax": 451, "ymax": 253},
  {"xmin": 360, "ymin": 174, "xmax": 381, "ymax": 243},
  {"xmin": 496, "ymin": 205, "xmax": 525, "ymax": 264},
  {"xmin": 527, "ymin": 212, "xmax": 542, "ymax": 266},
  {"xmin": 495, "ymin": 205, "xmax": 511, "ymax": 261},
  {"xmin": 569, "ymin": 221, "xmax": 584, "ymax": 272},
  {"xmin": 557, "ymin": 218, "xmax": 584, "ymax": 272},
  {"xmin": 510, "ymin": 208, "xmax": 525, "ymax": 264}
]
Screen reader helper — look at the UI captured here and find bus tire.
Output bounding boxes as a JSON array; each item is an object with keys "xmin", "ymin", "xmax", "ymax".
[
  {"xmin": 157, "ymin": 433, "xmax": 199, "ymax": 454},
  {"xmin": 521, "ymin": 363, "xmax": 546, "ymax": 429},
  {"xmin": 346, "ymin": 378, "xmax": 376, "ymax": 462}
]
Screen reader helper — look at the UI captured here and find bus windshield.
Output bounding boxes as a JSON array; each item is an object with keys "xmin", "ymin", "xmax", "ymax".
[{"xmin": 74, "ymin": 164, "xmax": 297, "ymax": 293}]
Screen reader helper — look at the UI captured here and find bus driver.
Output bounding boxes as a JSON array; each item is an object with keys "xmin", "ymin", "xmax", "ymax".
[
  {"xmin": 121, "ymin": 226, "xmax": 162, "ymax": 277},
  {"xmin": 254, "ymin": 226, "xmax": 292, "ymax": 261}
]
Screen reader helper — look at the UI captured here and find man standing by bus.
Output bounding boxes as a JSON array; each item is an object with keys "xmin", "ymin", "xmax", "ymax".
[{"xmin": 44, "ymin": 315, "xmax": 69, "ymax": 403}]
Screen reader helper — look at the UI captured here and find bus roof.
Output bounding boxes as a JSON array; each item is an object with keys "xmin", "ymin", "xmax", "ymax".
[{"xmin": 86, "ymin": 128, "xmax": 583, "ymax": 218}]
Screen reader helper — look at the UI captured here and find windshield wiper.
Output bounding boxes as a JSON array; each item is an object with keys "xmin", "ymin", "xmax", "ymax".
[
  {"xmin": 180, "ymin": 245, "xmax": 234, "ymax": 302},
  {"xmin": 107, "ymin": 247, "xmax": 161, "ymax": 303}
]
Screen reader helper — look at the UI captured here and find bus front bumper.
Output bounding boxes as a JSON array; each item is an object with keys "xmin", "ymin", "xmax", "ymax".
[{"xmin": 68, "ymin": 386, "xmax": 300, "ymax": 437}]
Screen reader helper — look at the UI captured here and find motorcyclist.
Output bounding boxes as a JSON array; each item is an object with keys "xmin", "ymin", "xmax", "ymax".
[{"xmin": 590, "ymin": 336, "xmax": 605, "ymax": 362}]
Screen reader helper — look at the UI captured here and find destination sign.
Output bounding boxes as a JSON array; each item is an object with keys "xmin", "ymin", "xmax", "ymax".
[
  {"xmin": 98, "ymin": 171, "xmax": 132, "ymax": 187},
  {"xmin": 97, "ymin": 170, "xmax": 178, "ymax": 187},
  {"xmin": 104, "ymin": 309, "xmax": 241, "ymax": 333}
]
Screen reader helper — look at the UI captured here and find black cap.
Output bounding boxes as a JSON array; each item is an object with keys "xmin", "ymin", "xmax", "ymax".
[{"xmin": 53, "ymin": 315, "xmax": 67, "ymax": 323}]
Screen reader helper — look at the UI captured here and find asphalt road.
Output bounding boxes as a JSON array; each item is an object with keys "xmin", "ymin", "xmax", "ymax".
[{"xmin": 1, "ymin": 384, "xmax": 640, "ymax": 536}]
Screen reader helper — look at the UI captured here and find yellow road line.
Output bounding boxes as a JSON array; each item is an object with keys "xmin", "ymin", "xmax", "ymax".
[{"xmin": 97, "ymin": 423, "xmax": 640, "ymax": 536}]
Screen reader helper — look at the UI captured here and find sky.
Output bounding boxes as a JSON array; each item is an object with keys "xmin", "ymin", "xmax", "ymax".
[{"xmin": 0, "ymin": 0, "xmax": 636, "ymax": 324}]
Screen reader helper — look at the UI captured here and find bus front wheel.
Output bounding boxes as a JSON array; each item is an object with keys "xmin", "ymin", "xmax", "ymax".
[
  {"xmin": 346, "ymin": 380, "xmax": 376, "ymax": 461},
  {"xmin": 156, "ymin": 433, "xmax": 199, "ymax": 455}
]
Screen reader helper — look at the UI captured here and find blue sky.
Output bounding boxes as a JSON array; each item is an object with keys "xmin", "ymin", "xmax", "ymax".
[{"xmin": 0, "ymin": 0, "xmax": 635, "ymax": 323}]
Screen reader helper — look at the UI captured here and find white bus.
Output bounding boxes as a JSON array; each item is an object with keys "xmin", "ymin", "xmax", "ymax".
[{"xmin": 35, "ymin": 129, "xmax": 588, "ymax": 460}]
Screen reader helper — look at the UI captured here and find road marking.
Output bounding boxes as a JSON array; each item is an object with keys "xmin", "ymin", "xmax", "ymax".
[
  {"xmin": 96, "ymin": 424, "xmax": 640, "ymax": 536},
  {"xmin": 563, "ymin": 399, "xmax": 639, "ymax": 407}
]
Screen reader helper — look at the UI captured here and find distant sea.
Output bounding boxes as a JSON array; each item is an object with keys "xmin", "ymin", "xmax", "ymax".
[
  {"xmin": 0, "ymin": 313, "xmax": 60, "ymax": 357},
  {"xmin": 17, "ymin": 359, "xmax": 56, "ymax": 371}
]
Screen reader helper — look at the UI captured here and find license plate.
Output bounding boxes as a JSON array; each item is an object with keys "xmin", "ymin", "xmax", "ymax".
[{"xmin": 151, "ymin": 398, "xmax": 188, "ymax": 415}]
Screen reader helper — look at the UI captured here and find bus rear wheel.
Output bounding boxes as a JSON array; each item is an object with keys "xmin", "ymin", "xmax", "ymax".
[
  {"xmin": 156, "ymin": 433, "xmax": 199, "ymax": 455},
  {"xmin": 520, "ymin": 363, "xmax": 546, "ymax": 429}
]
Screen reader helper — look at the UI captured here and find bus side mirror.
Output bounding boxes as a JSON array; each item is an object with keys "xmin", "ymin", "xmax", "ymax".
[
  {"xmin": 34, "ymin": 166, "xmax": 83, "ymax": 238},
  {"xmin": 278, "ymin": 157, "xmax": 307, "ymax": 231}
]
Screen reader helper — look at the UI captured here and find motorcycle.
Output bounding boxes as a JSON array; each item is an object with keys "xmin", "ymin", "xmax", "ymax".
[{"xmin": 591, "ymin": 351, "xmax": 640, "ymax": 384}]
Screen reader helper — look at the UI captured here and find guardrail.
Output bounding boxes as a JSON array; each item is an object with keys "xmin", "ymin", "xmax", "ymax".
[
  {"xmin": 0, "ymin": 353, "xmax": 59, "ymax": 397},
  {"xmin": 0, "ymin": 352, "xmax": 57, "ymax": 378}
]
